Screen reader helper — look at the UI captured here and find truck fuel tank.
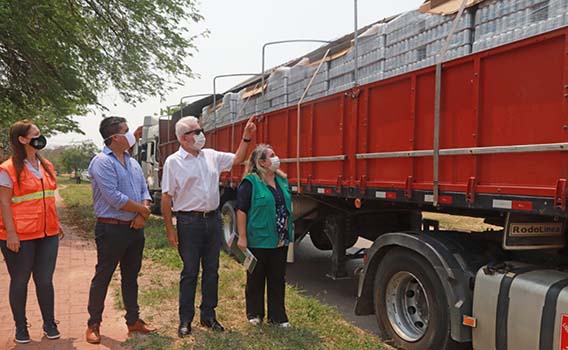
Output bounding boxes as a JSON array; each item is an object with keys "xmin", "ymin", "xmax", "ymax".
[{"xmin": 471, "ymin": 262, "xmax": 568, "ymax": 350}]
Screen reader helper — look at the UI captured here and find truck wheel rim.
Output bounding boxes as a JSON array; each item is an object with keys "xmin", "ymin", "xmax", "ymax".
[
  {"xmin": 221, "ymin": 206, "xmax": 234, "ymax": 245},
  {"xmin": 385, "ymin": 271, "xmax": 430, "ymax": 342}
]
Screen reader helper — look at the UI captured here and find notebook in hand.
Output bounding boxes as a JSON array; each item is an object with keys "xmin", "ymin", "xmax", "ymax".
[{"xmin": 228, "ymin": 233, "xmax": 257, "ymax": 274}]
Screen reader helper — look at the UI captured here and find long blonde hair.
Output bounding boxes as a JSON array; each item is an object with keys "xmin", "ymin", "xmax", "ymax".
[{"xmin": 245, "ymin": 144, "xmax": 273, "ymax": 183}]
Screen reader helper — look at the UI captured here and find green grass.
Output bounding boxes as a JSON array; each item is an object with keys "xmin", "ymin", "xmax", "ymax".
[
  {"xmin": 124, "ymin": 333, "xmax": 177, "ymax": 350},
  {"xmin": 143, "ymin": 217, "xmax": 183, "ymax": 269},
  {"xmin": 58, "ymin": 179, "xmax": 387, "ymax": 350},
  {"xmin": 57, "ymin": 176, "xmax": 96, "ymax": 235}
]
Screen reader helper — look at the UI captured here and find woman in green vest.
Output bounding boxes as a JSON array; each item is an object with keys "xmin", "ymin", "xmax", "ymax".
[{"xmin": 236, "ymin": 144, "xmax": 293, "ymax": 327}]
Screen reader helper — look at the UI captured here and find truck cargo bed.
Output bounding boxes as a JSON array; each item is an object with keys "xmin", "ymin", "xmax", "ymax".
[{"xmin": 207, "ymin": 28, "xmax": 568, "ymax": 218}]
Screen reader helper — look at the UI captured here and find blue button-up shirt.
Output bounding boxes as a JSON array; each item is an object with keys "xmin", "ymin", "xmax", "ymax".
[{"xmin": 89, "ymin": 146, "xmax": 151, "ymax": 221}]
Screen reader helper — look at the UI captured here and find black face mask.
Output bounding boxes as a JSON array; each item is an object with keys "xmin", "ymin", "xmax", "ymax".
[{"xmin": 29, "ymin": 135, "xmax": 47, "ymax": 150}]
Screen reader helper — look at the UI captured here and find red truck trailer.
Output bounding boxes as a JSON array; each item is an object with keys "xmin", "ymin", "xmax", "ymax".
[{"xmin": 146, "ymin": 5, "xmax": 568, "ymax": 350}]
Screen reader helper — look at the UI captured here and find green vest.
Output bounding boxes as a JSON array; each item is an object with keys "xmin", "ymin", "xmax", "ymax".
[{"xmin": 244, "ymin": 174, "xmax": 294, "ymax": 249}]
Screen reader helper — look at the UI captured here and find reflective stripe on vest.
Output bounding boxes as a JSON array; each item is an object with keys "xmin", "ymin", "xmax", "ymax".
[{"xmin": 11, "ymin": 189, "xmax": 55, "ymax": 204}]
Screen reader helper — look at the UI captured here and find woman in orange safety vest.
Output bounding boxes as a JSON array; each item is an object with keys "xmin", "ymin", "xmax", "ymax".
[{"xmin": 0, "ymin": 120, "xmax": 63, "ymax": 344}]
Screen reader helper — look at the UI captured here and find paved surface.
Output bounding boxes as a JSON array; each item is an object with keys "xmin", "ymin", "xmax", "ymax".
[
  {"xmin": 0, "ymin": 192, "xmax": 128, "ymax": 350},
  {"xmin": 286, "ymin": 236, "xmax": 379, "ymax": 335}
]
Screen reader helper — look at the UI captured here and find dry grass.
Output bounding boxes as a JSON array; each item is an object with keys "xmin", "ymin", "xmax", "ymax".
[
  {"xmin": 58, "ymin": 177, "xmax": 387, "ymax": 350},
  {"xmin": 123, "ymin": 251, "xmax": 387, "ymax": 350},
  {"xmin": 422, "ymin": 211, "xmax": 502, "ymax": 232}
]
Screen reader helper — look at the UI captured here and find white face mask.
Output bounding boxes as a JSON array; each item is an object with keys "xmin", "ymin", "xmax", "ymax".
[
  {"xmin": 192, "ymin": 132, "xmax": 206, "ymax": 150},
  {"xmin": 105, "ymin": 130, "xmax": 136, "ymax": 148},
  {"xmin": 124, "ymin": 131, "xmax": 136, "ymax": 148},
  {"xmin": 269, "ymin": 156, "xmax": 280, "ymax": 171}
]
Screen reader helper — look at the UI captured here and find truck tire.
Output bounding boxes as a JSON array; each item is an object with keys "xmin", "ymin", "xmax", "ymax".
[
  {"xmin": 309, "ymin": 220, "xmax": 332, "ymax": 250},
  {"xmin": 150, "ymin": 192, "xmax": 161, "ymax": 215},
  {"xmin": 373, "ymin": 248, "xmax": 463, "ymax": 350},
  {"xmin": 221, "ymin": 200, "xmax": 237, "ymax": 255},
  {"xmin": 309, "ymin": 217, "xmax": 358, "ymax": 251}
]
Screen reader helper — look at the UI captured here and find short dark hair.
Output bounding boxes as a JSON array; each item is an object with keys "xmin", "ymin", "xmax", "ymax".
[{"xmin": 100, "ymin": 116, "xmax": 127, "ymax": 146}]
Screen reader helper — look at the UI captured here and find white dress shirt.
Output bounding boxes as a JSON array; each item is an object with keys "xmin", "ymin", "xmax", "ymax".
[{"xmin": 162, "ymin": 147, "xmax": 235, "ymax": 212}]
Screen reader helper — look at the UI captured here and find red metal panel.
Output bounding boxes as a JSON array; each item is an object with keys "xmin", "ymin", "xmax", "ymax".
[
  {"xmin": 311, "ymin": 97, "xmax": 345, "ymax": 182},
  {"xmin": 158, "ymin": 119, "xmax": 179, "ymax": 180},
  {"xmin": 364, "ymin": 78, "xmax": 413, "ymax": 186},
  {"xmin": 477, "ymin": 34, "xmax": 568, "ymax": 191},
  {"xmin": 215, "ymin": 126, "xmax": 232, "ymax": 153},
  {"xmin": 480, "ymin": 37, "xmax": 565, "ymax": 146},
  {"xmin": 299, "ymin": 105, "xmax": 312, "ymax": 184},
  {"xmin": 230, "ymin": 121, "xmax": 246, "ymax": 183},
  {"xmin": 265, "ymin": 110, "xmax": 290, "ymax": 176},
  {"xmin": 409, "ymin": 75, "xmax": 417, "ymax": 194},
  {"xmin": 414, "ymin": 69, "xmax": 435, "ymax": 187},
  {"xmin": 561, "ymin": 314, "xmax": 568, "ymax": 349},
  {"xmin": 204, "ymin": 118, "xmax": 214, "ymax": 149},
  {"xmin": 342, "ymin": 93, "xmax": 357, "ymax": 186},
  {"xmin": 438, "ymin": 60, "xmax": 476, "ymax": 188},
  {"xmin": 358, "ymin": 89, "xmax": 369, "ymax": 185},
  {"xmin": 285, "ymin": 105, "xmax": 312, "ymax": 184},
  {"xmin": 413, "ymin": 61, "xmax": 477, "ymax": 190},
  {"xmin": 283, "ymin": 109, "xmax": 291, "ymax": 178},
  {"xmin": 215, "ymin": 126, "xmax": 232, "ymax": 183},
  {"xmin": 564, "ymin": 32, "xmax": 568, "ymax": 144},
  {"xmin": 307, "ymin": 104, "xmax": 315, "ymax": 182},
  {"xmin": 287, "ymin": 108, "xmax": 298, "ymax": 184},
  {"xmin": 158, "ymin": 119, "xmax": 176, "ymax": 145},
  {"xmin": 286, "ymin": 107, "xmax": 298, "ymax": 182},
  {"xmin": 470, "ymin": 56, "xmax": 482, "ymax": 200}
]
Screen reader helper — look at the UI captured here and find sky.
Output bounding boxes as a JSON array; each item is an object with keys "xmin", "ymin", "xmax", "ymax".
[{"xmin": 47, "ymin": 0, "xmax": 421, "ymax": 148}]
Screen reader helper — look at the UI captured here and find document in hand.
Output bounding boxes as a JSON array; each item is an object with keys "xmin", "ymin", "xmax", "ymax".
[{"xmin": 228, "ymin": 233, "xmax": 257, "ymax": 274}]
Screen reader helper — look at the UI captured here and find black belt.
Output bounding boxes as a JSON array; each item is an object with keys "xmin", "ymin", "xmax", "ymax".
[{"xmin": 177, "ymin": 210, "xmax": 218, "ymax": 218}]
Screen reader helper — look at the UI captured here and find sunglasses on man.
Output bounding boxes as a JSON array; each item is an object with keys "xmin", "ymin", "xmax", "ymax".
[{"xmin": 184, "ymin": 128, "xmax": 204, "ymax": 136}]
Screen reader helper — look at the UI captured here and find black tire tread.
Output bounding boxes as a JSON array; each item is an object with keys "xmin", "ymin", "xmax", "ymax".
[{"xmin": 373, "ymin": 247, "xmax": 468, "ymax": 350}]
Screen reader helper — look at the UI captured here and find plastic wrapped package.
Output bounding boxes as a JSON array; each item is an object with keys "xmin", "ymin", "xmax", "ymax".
[
  {"xmin": 201, "ymin": 106, "xmax": 213, "ymax": 131},
  {"xmin": 384, "ymin": 8, "xmax": 474, "ymax": 77},
  {"xmin": 473, "ymin": 0, "xmax": 568, "ymax": 52}
]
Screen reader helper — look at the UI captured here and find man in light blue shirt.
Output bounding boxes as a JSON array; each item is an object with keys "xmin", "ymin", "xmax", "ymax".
[
  {"xmin": 85, "ymin": 116, "xmax": 155, "ymax": 344},
  {"xmin": 90, "ymin": 146, "xmax": 149, "ymax": 222}
]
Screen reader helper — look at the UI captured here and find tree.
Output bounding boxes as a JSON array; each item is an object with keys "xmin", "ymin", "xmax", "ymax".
[
  {"xmin": 41, "ymin": 145, "xmax": 68, "ymax": 174},
  {"xmin": 60, "ymin": 141, "xmax": 99, "ymax": 178},
  {"xmin": 0, "ymin": 0, "xmax": 205, "ymax": 136}
]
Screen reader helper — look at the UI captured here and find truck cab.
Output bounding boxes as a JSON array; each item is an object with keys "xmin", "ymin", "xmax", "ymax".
[{"xmin": 135, "ymin": 115, "xmax": 161, "ymax": 213}]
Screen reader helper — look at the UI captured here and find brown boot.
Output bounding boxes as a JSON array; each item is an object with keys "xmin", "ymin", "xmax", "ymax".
[
  {"xmin": 127, "ymin": 319, "xmax": 156, "ymax": 334},
  {"xmin": 86, "ymin": 323, "xmax": 101, "ymax": 344}
]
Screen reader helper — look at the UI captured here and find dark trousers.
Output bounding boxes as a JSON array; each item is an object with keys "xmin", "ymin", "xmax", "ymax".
[
  {"xmin": 176, "ymin": 211, "xmax": 222, "ymax": 323},
  {"xmin": 246, "ymin": 246, "xmax": 288, "ymax": 324},
  {"xmin": 87, "ymin": 222, "xmax": 144, "ymax": 326},
  {"xmin": 0, "ymin": 235, "xmax": 59, "ymax": 328}
]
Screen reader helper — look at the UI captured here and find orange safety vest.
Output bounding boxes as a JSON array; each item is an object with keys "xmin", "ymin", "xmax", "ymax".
[{"xmin": 0, "ymin": 158, "xmax": 61, "ymax": 241}]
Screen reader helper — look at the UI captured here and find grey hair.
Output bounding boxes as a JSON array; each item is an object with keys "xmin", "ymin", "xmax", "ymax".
[
  {"xmin": 175, "ymin": 116, "xmax": 199, "ymax": 142},
  {"xmin": 245, "ymin": 144, "xmax": 273, "ymax": 183}
]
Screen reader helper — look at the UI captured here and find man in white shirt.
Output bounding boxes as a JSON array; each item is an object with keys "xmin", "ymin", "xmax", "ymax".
[{"xmin": 161, "ymin": 115, "xmax": 256, "ymax": 337}]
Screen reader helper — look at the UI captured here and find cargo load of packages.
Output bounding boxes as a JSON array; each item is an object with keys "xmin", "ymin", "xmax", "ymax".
[{"xmin": 201, "ymin": 0, "xmax": 568, "ymax": 130}]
